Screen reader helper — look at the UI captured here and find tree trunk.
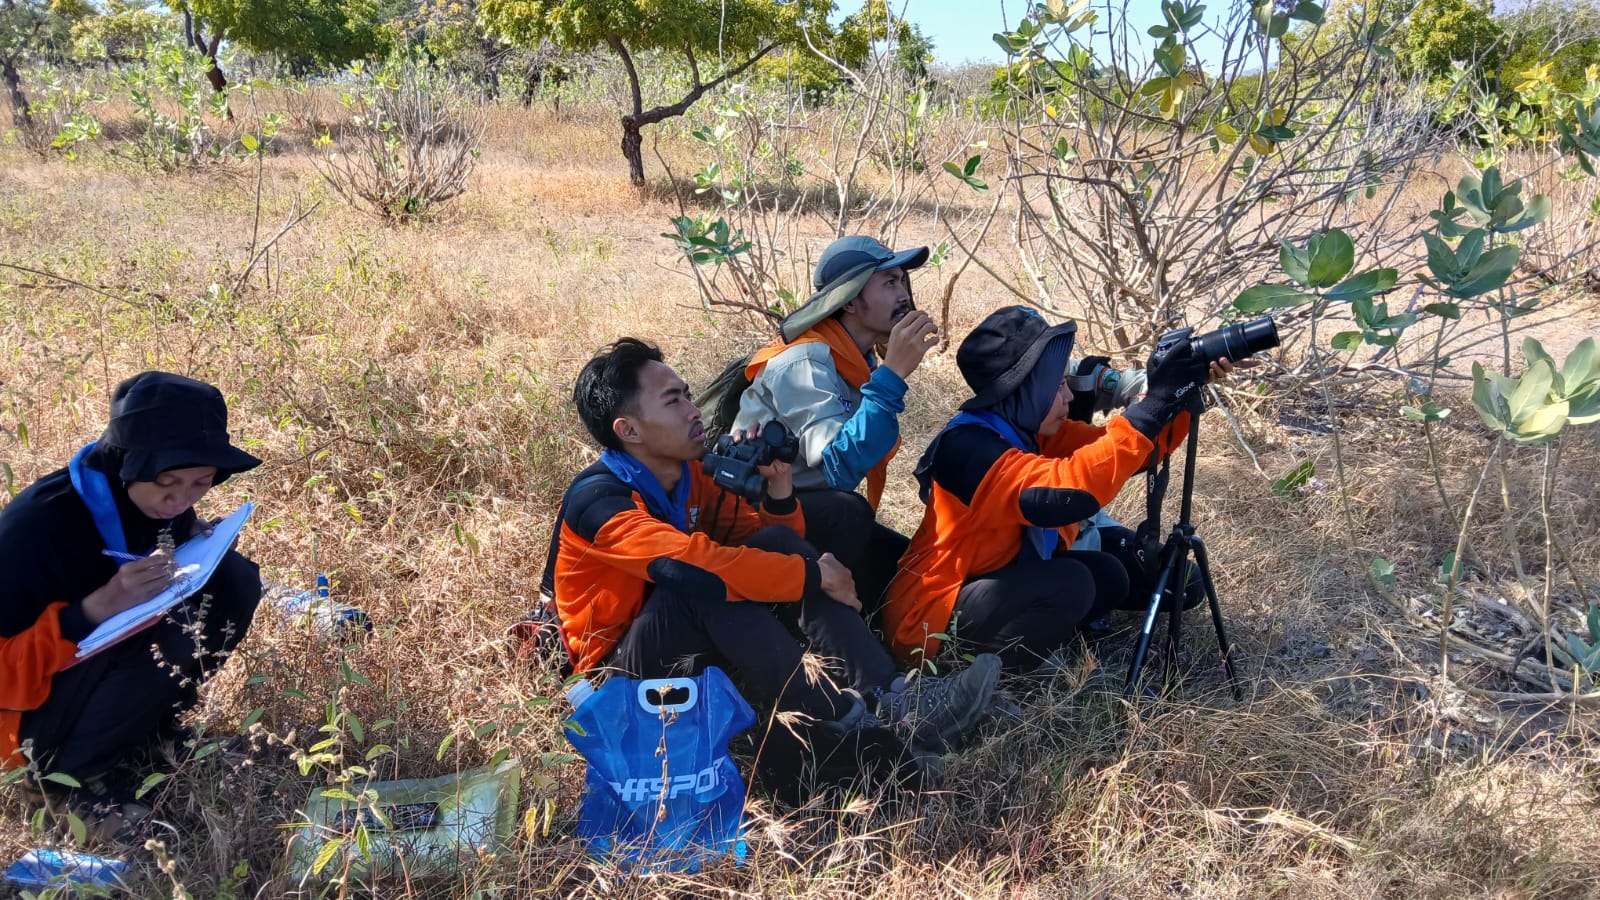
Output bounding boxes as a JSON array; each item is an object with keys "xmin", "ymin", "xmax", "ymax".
[
  {"xmin": 185, "ymin": 10, "xmax": 232, "ymax": 118},
  {"xmin": 603, "ymin": 36, "xmax": 777, "ymax": 188},
  {"xmin": 1, "ymin": 55, "xmax": 29, "ymax": 129},
  {"xmin": 621, "ymin": 116, "xmax": 645, "ymax": 185},
  {"xmin": 204, "ymin": 59, "xmax": 227, "ymax": 94}
]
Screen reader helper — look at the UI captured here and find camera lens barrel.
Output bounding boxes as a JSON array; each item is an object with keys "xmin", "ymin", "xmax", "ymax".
[{"xmin": 1189, "ymin": 316, "xmax": 1279, "ymax": 365}]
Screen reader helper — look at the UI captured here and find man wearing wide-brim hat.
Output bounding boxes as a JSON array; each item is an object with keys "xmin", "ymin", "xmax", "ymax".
[
  {"xmin": 881, "ymin": 306, "xmax": 1237, "ymax": 672},
  {"xmin": 733, "ymin": 236, "xmax": 940, "ymax": 620}
]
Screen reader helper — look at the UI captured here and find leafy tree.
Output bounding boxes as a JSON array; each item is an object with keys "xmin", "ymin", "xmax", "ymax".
[
  {"xmin": 894, "ymin": 21, "xmax": 934, "ymax": 85},
  {"xmin": 175, "ymin": 0, "xmax": 388, "ymax": 94},
  {"xmin": 1, "ymin": 0, "xmax": 87, "ymax": 125},
  {"xmin": 70, "ymin": 0, "xmax": 167, "ymax": 63},
  {"xmin": 1400, "ymin": 0, "xmax": 1502, "ymax": 79},
  {"xmin": 479, "ymin": 0, "xmax": 836, "ymax": 184},
  {"xmin": 1498, "ymin": 0, "xmax": 1600, "ymax": 94},
  {"xmin": 760, "ymin": 0, "xmax": 929, "ymax": 101},
  {"xmin": 398, "ymin": 0, "xmax": 567, "ymax": 103}
]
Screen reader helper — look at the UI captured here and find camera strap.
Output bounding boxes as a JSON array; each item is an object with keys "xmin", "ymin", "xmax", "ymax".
[{"xmin": 1135, "ymin": 447, "xmax": 1172, "ymax": 577}]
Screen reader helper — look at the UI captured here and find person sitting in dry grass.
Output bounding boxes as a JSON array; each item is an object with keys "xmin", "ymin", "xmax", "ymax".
[
  {"xmin": 0, "ymin": 372, "xmax": 263, "ymax": 846},
  {"xmin": 883, "ymin": 307, "xmax": 1236, "ymax": 674},
  {"xmin": 732, "ymin": 236, "xmax": 940, "ymax": 625},
  {"xmin": 550, "ymin": 338, "xmax": 1002, "ymax": 794}
]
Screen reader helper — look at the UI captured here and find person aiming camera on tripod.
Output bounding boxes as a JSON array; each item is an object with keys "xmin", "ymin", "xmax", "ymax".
[
  {"xmin": 550, "ymin": 339, "xmax": 1001, "ymax": 796},
  {"xmin": 881, "ymin": 307, "xmax": 1243, "ymax": 674}
]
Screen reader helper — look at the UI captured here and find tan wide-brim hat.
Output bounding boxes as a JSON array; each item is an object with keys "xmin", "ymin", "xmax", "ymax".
[{"xmin": 778, "ymin": 236, "xmax": 929, "ymax": 342}]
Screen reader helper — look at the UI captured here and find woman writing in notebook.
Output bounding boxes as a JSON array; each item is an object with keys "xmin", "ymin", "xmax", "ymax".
[{"xmin": 0, "ymin": 371, "xmax": 262, "ymax": 845}]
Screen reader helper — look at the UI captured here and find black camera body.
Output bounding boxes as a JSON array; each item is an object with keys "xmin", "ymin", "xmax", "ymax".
[
  {"xmin": 702, "ymin": 421, "xmax": 800, "ymax": 503},
  {"xmin": 1154, "ymin": 315, "xmax": 1280, "ymax": 367}
]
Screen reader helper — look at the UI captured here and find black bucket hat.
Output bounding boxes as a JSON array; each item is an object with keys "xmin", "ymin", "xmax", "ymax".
[
  {"xmin": 778, "ymin": 236, "xmax": 930, "ymax": 342},
  {"xmin": 956, "ymin": 307, "xmax": 1077, "ymax": 411},
  {"xmin": 101, "ymin": 371, "xmax": 262, "ymax": 483}
]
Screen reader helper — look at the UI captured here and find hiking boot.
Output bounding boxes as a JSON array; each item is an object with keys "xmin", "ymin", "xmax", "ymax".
[
  {"xmin": 986, "ymin": 691, "xmax": 1024, "ymax": 725},
  {"xmin": 820, "ymin": 689, "xmax": 885, "ymax": 734},
  {"xmin": 876, "ymin": 653, "xmax": 1002, "ymax": 753},
  {"xmin": 29, "ymin": 775, "xmax": 160, "ymax": 852}
]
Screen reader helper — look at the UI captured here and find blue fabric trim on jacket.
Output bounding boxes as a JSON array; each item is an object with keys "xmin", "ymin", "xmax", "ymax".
[
  {"xmin": 819, "ymin": 365, "xmax": 907, "ymax": 491},
  {"xmin": 67, "ymin": 441, "xmax": 129, "ymax": 558},
  {"xmin": 599, "ymin": 450, "xmax": 691, "ymax": 534}
]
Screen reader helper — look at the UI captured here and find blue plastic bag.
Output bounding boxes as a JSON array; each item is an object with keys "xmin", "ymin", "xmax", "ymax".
[
  {"xmin": 565, "ymin": 666, "xmax": 756, "ymax": 872},
  {"xmin": 4, "ymin": 848, "xmax": 128, "ymax": 890}
]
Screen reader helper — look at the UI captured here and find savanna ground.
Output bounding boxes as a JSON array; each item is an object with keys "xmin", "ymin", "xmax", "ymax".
[{"xmin": 2, "ymin": 90, "xmax": 1600, "ymax": 899}]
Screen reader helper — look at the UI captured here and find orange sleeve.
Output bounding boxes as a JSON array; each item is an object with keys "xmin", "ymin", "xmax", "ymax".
[
  {"xmin": 1038, "ymin": 419, "xmax": 1108, "ymax": 458},
  {"xmin": 1039, "ymin": 411, "xmax": 1191, "ymax": 470},
  {"xmin": 2, "ymin": 602, "xmax": 82, "ymax": 712},
  {"xmin": 590, "ymin": 504, "xmax": 810, "ymax": 603},
  {"xmin": 980, "ymin": 416, "xmax": 1158, "ymax": 516}
]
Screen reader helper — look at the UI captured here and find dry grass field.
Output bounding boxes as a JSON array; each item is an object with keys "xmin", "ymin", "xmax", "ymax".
[{"xmin": 2, "ymin": 94, "xmax": 1599, "ymax": 899}]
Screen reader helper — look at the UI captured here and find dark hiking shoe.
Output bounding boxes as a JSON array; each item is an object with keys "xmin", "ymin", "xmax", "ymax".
[
  {"xmin": 877, "ymin": 653, "xmax": 1002, "ymax": 753},
  {"xmin": 28, "ymin": 774, "xmax": 167, "ymax": 853},
  {"xmin": 985, "ymin": 691, "xmax": 1024, "ymax": 725},
  {"xmin": 821, "ymin": 690, "xmax": 886, "ymax": 734}
]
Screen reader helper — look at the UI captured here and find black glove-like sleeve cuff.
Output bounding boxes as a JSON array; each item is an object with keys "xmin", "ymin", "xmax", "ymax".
[
  {"xmin": 802, "ymin": 556, "xmax": 822, "ymax": 602},
  {"xmin": 58, "ymin": 603, "xmax": 95, "ymax": 643},
  {"xmin": 762, "ymin": 492, "xmax": 798, "ymax": 516},
  {"xmin": 1121, "ymin": 401, "xmax": 1169, "ymax": 442}
]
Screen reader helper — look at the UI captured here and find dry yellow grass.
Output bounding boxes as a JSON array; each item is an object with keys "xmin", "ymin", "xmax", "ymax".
[{"xmin": 1, "ymin": 96, "xmax": 1598, "ymax": 899}]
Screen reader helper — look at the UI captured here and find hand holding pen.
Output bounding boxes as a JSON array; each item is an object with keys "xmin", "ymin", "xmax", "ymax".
[{"xmin": 82, "ymin": 548, "xmax": 178, "ymax": 624}]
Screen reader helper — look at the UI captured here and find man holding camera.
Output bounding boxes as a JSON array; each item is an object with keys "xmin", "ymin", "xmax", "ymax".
[
  {"xmin": 552, "ymin": 338, "xmax": 1001, "ymax": 783},
  {"xmin": 732, "ymin": 236, "xmax": 939, "ymax": 618},
  {"xmin": 882, "ymin": 307, "xmax": 1242, "ymax": 673}
]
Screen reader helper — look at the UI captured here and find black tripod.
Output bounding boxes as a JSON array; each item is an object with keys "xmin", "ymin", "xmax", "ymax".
[{"xmin": 1123, "ymin": 411, "xmax": 1242, "ymax": 699}]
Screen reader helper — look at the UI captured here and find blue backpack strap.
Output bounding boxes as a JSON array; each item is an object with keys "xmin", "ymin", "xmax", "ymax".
[{"xmin": 67, "ymin": 441, "xmax": 129, "ymax": 558}]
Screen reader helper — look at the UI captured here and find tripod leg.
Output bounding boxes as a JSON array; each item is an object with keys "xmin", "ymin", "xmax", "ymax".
[
  {"xmin": 1165, "ymin": 560, "xmax": 1184, "ymax": 691},
  {"xmin": 1189, "ymin": 535, "xmax": 1241, "ymax": 699},
  {"xmin": 1125, "ymin": 538, "xmax": 1185, "ymax": 698}
]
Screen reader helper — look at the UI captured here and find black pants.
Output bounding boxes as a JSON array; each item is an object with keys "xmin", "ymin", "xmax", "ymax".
[
  {"xmin": 950, "ymin": 550, "xmax": 1129, "ymax": 672},
  {"xmin": 793, "ymin": 489, "xmax": 909, "ymax": 628},
  {"xmin": 18, "ymin": 551, "xmax": 262, "ymax": 780},
  {"xmin": 607, "ymin": 526, "xmax": 899, "ymax": 723}
]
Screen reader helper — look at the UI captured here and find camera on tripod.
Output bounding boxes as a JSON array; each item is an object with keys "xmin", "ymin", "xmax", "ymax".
[
  {"xmin": 1154, "ymin": 315, "xmax": 1280, "ymax": 367},
  {"xmin": 1125, "ymin": 315, "xmax": 1279, "ymax": 699},
  {"xmin": 702, "ymin": 421, "xmax": 800, "ymax": 503}
]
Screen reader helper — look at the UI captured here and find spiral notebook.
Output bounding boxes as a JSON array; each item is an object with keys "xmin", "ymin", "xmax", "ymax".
[{"xmin": 73, "ymin": 501, "xmax": 254, "ymax": 661}]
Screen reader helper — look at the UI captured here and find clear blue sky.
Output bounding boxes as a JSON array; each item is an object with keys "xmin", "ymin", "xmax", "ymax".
[{"xmin": 836, "ymin": 0, "xmax": 1232, "ymax": 68}]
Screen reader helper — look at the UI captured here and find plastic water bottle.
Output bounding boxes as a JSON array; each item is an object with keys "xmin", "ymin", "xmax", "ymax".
[{"xmin": 273, "ymin": 574, "xmax": 371, "ymax": 639}]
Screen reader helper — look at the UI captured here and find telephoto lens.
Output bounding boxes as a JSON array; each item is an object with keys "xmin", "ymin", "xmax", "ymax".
[{"xmin": 1188, "ymin": 316, "xmax": 1279, "ymax": 365}]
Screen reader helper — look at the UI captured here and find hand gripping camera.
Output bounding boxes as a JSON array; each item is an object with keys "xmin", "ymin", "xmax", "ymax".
[{"xmin": 702, "ymin": 421, "xmax": 800, "ymax": 503}]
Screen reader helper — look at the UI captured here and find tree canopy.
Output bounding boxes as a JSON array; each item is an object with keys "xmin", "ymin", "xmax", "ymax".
[
  {"xmin": 179, "ymin": 0, "xmax": 388, "ymax": 86},
  {"xmin": 479, "ymin": 0, "xmax": 836, "ymax": 183}
]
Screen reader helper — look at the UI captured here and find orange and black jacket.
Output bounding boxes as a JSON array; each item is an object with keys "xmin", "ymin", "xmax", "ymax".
[
  {"xmin": 552, "ymin": 459, "xmax": 820, "ymax": 674},
  {"xmin": 882, "ymin": 412, "xmax": 1189, "ymax": 665},
  {"xmin": 0, "ymin": 457, "xmax": 196, "ymax": 768}
]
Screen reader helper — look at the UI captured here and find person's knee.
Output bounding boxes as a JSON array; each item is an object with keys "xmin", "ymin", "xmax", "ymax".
[
  {"xmin": 1082, "ymin": 551, "xmax": 1130, "ymax": 605},
  {"xmin": 647, "ymin": 558, "xmax": 727, "ymax": 598},
  {"xmin": 202, "ymin": 552, "xmax": 263, "ymax": 630},
  {"xmin": 798, "ymin": 490, "xmax": 874, "ymax": 550},
  {"xmin": 743, "ymin": 525, "xmax": 816, "ymax": 558}
]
